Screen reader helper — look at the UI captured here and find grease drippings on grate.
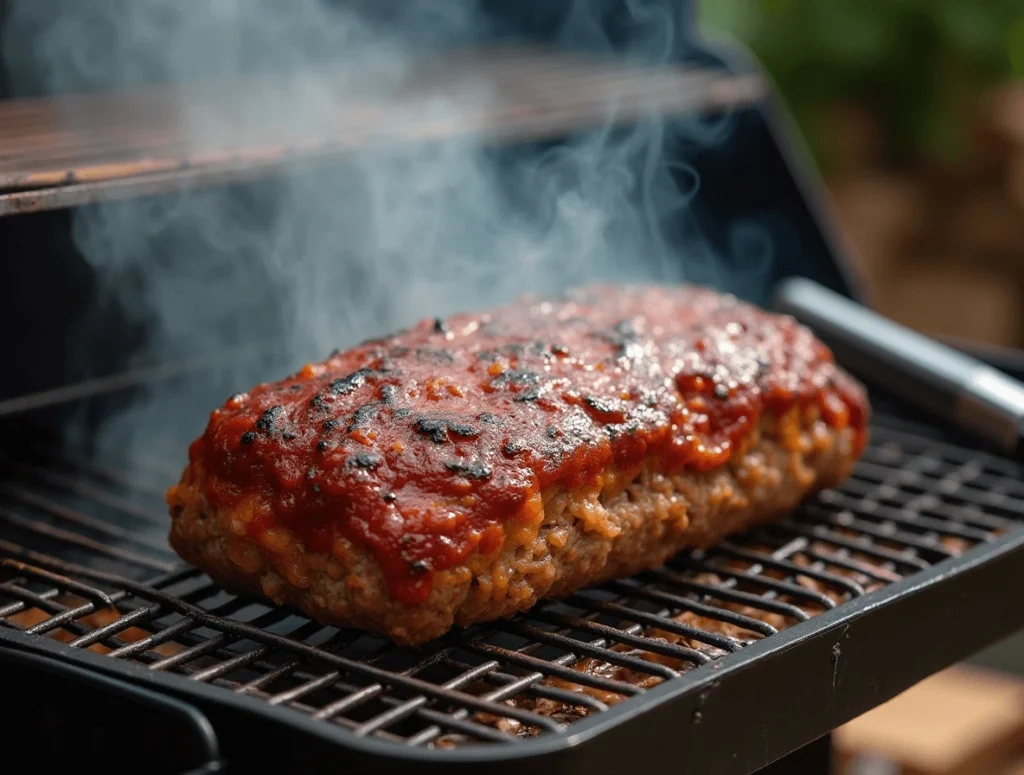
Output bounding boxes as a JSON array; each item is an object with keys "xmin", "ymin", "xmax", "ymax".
[{"xmin": 1, "ymin": 410, "xmax": 1021, "ymax": 747}]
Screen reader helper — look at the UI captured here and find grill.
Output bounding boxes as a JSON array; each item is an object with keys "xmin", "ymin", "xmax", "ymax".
[
  {"xmin": 2, "ymin": 394, "xmax": 1022, "ymax": 773},
  {"xmin": 3, "ymin": 5, "xmax": 1023, "ymax": 772}
]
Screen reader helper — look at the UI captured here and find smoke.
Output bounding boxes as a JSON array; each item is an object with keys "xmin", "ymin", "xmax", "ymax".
[{"xmin": 2, "ymin": 0, "xmax": 772, "ymax": 462}]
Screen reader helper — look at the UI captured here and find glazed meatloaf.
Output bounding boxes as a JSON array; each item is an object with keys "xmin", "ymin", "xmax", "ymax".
[{"xmin": 167, "ymin": 284, "xmax": 869, "ymax": 645}]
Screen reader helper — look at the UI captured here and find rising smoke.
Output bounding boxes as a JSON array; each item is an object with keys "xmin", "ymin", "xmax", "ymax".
[{"xmin": 3, "ymin": 0, "xmax": 766, "ymax": 461}]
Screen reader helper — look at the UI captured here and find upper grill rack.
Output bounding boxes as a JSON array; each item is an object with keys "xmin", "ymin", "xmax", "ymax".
[
  {"xmin": 0, "ymin": 46, "xmax": 766, "ymax": 217},
  {"xmin": 0, "ymin": 408, "xmax": 1021, "ymax": 750}
]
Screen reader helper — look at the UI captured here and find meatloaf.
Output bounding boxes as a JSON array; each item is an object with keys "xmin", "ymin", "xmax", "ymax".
[{"xmin": 166, "ymin": 284, "xmax": 869, "ymax": 645}]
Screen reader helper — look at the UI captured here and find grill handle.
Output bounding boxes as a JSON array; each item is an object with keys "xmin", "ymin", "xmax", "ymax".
[{"xmin": 773, "ymin": 277, "xmax": 1024, "ymax": 457}]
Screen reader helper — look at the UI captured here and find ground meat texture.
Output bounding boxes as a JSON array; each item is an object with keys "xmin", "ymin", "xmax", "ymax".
[{"xmin": 166, "ymin": 284, "xmax": 869, "ymax": 645}]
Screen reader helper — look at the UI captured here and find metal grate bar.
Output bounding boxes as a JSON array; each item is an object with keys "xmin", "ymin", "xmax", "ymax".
[
  {"xmin": 529, "ymin": 610, "xmax": 711, "ymax": 665},
  {"xmin": 798, "ymin": 547, "xmax": 902, "ymax": 584},
  {"xmin": 0, "ymin": 455, "xmax": 166, "ymax": 526},
  {"xmin": 0, "ymin": 510, "xmax": 176, "ymax": 572},
  {"xmin": 774, "ymin": 521, "xmax": 931, "ymax": 572},
  {"xmin": 687, "ymin": 559, "xmax": 839, "ymax": 609},
  {"xmin": 404, "ymin": 657, "xmax": 614, "ymax": 747},
  {"xmin": 66, "ymin": 605, "xmax": 157, "ymax": 648},
  {"xmin": 839, "ymin": 475, "xmax": 1016, "ymax": 531},
  {"xmin": 0, "ymin": 486, "xmax": 169, "ymax": 552},
  {"xmin": 0, "ymin": 582, "xmax": 68, "ymax": 617},
  {"xmin": 645, "ymin": 570, "xmax": 811, "ymax": 622},
  {"xmin": 469, "ymin": 639, "xmax": 645, "ymax": 697},
  {"xmin": 869, "ymin": 424, "xmax": 1023, "ymax": 478},
  {"xmin": 0, "ymin": 584, "xmax": 61, "ymax": 618},
  {"xmin": 820, "ymin": 489, "xmax": 997, "ymax": 542},
  {"xmin": 500, "ymin": 621, "xmax": 680, "ymax": 680},
  {"xmin": 607, "ymin": 579, "xmax": 779, "ymax": 637},
  {"xmin": 566, "ymin": 595, "xmax": 742, "ymax": 652},
  {"xmin": 1, "ymin": 557, "xmax": 115, "ymax": 607},
  {"xmin": 714, "ymin": 542, "xmax": 867, "ymax": 597},
  {"xmin": 800, "ymin": 506, "xmax": 957, "ymax": 559},
  {"xmin": 352, "ymin": 661, "xmax": 500, "ymax": 737}
]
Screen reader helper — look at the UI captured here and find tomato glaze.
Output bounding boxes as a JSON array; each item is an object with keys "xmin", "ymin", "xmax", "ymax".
[{"xmin": 182, "ymin": 285, "xmax": 868, "ymax": 605}]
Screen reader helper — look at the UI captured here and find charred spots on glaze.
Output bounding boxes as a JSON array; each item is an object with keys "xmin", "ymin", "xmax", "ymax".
[
  {"xmin": 323, "ymin": 419, "xmax": 338, "ymax": 432},
  {"xmin": 309, "ymin": 394, "xmax": 329, "ymax": 412},
  {"xmin": 330, "ymin": 368, "xmax": 375, "ymax": 396},
  {"xmin": 380, "ymin": 385, "xmax": 399, "ymax": 404},
  {"xmin": 491, "ymin": 369, "xmax": 540, "ymax": 388},
  {"xmin": 433, "ymin": 317, "xmax": 449, "ymax": 334},
  {"xmin": 348, "ymin": 403, "xmax": 381, "ymax": 432},
  {"xmin": 477, "ymin": 412, "xmax": 501, "ymax": 425},
  {"xmin": 382, "ymin": 491, "xmax": 397, "ymax": 503},
  {"xmin": 551, "ymin": 344, "xmax": 569, "ymax": 356},
  {"xmin": 414, "ymin": 347, "xmax": 456, "ymax": 365},
  {"xmin": 410, "ymin": 559, "xmax": 431, "ymax": 574},
  {"xmin": 445, "ymin": 459, "xmax": 493, "ymax": 481},
  {"xmin": 413, "ymin": 416, "xmax": 480, "ymax": 444},
  {"xmin": 255, "ymin": 405, "xmax": 284, "ymax": 433},
  {"xmin": 480, "ymin": 341, "xmax": 550, "ymax": 363},
  {"xmin": 546, "ymin": 425, "xmax": 560, "ymax": 439},
  {"xmin": 282, "ymin": 431, "xmax": 298, "ymax": 441},
  {"xmin": 240, "ymin": 431, "xmax": 256, "ymax": 445},
  {"xmin": 348, "ymin": 453, "xmax": 382, "ymax": 471},
  {"xmin": 414, "ymin": 418, "xmax": 449, "ymax": 444},
  {"xmin": 305, "ymin": 467, "xmax": 318, "ymax": 480},
  {"xmin": 502, "ymin": 439, "xmax": 526, "ymax": 457},
  {"xmin": 513, "ymin": 387, "xmax": 542, "ymax": 403},
  {"xmin": 317, "ymin": 440, "xmax": 330, "ymax": 452}
]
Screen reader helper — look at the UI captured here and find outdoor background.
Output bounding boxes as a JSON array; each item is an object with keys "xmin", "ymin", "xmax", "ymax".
[{"xmin": 702, "ymin": 0, "xmax": 1024, "ymax": 349}]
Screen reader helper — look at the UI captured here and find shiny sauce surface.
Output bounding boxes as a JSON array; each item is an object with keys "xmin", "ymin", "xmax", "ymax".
[{"xmin": 184, "ymin": 285, "xmax": 868, "ymax": 604}]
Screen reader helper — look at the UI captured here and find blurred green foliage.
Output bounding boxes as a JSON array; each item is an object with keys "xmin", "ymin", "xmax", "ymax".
[{"xmin": 700, "ymin": 0, "xmax": 1024, "ymax": 170}]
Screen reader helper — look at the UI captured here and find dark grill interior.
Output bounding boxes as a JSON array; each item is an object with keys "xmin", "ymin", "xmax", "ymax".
[{"xmin": 1, "ymin": 400, "xmax": 1021, "ymax": 750}]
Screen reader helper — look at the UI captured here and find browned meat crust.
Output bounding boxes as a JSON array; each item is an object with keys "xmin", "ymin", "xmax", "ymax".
[{"xmin": 170, "ymin": 406, "xmax": 858, "ymax": 644}]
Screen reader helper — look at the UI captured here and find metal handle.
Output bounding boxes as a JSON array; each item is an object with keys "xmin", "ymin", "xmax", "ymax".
[{"xmin": 773, "ymin": 277, "xmax": 1024, "ymax": 455}]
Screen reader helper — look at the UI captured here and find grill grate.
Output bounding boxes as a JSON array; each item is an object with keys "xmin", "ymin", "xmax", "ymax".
[{"xmin": 1, "ymin": 407, "xmax": 1022, "ymax": 749}]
